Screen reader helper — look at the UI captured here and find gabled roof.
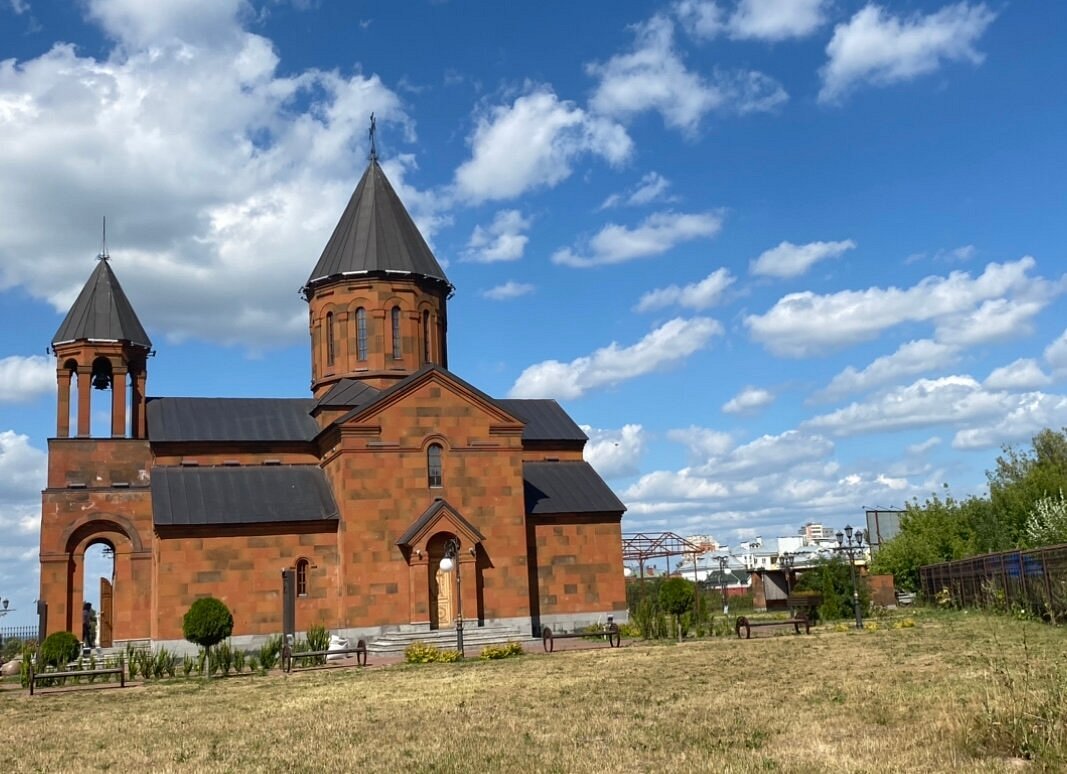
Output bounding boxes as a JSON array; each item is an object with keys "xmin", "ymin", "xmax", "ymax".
[
  {"xmin": 152, "ymin": 465, "xmax": 339, "ymax": 526},
  {"xmin": 147, "ymin": 397, "xmax": 319, "ymax": 443},
  {"xmin": 396, "ymin": 497, "xmax": 485, "ymax": 548},
  {"xmin": 495, "ymin": 399, "xmax": 588, "ymax": 442},
  {"xmin": 523, "ymin": 461, "xmax": 626, "ymax": 515},
  {"xmin": 316, "ymin": 378, "xmax": 381, "ymax": 409},
  {"xmin": 305, "ymin": 160, "xmax": 451, "ymax": 290},
  {"xmin": 52, "ymin": 259, "xmax": 151, "ymax": 348}
]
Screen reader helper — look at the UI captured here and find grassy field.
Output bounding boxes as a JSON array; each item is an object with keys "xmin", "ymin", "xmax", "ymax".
[{"xmin": 2, "ymin": 610, "xmax": 1065, "ymax": 773}]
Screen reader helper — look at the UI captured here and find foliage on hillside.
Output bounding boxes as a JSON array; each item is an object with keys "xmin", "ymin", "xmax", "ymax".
[{"xmin": 872, "ymin": 428, "xmax": 1067, "ymax": 589}]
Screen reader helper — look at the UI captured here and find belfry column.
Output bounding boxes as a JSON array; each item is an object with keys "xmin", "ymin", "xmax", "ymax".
[
  {"xmin": 76, "ymin": 365, "xmax": 92, "ymax": 437},
  {"xmin": 56, "ymin": 367, "xmax": 72, "ymax": 438},
  {"xmin": 111, "ymin": 366, "xmax": 128, "ymax": 437},
  {"xmin": 132, "ymin": 369, "xmax": 147, "ymax": 439}
]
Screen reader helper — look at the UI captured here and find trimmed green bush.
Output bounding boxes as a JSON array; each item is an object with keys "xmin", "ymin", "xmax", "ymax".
[
  {"xmin": 404, "ymin": 642, "xmax": 462, "ymax": 663},
  {"xmin": 182, "ymin": 597, "xmax": 234, "ymax": 651},
  {"xmin": 40, "ymin": 631, "xmax": 81, "ymax": 668},
  {"xmin": 479, "ymin": 642, "xmax": 524, "ymax": 660}
]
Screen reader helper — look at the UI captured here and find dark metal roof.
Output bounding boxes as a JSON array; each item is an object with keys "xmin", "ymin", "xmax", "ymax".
[
  {"xmin": 52, "ymin": 259, "xmax": 151, "ymax": 348},
  {"xmin": 147, "ymin": 397, "xmax": 319, "ymax": 443},
  {"xmin": 523, "ymin": 461, "xmax": 626, "ymax": 516},
  {"xmin": 316, "ymin": 379, "xmax": 381, "ymax": 408},
  {"xmin": 495, "ymin": 399, "xmax": 588, "ymax": 442},
  {"xmin": 396, "ymin": 498, "xmax": 486, "ymax": 546},
  {"xmin": 152, "ymin": 465, "xmax": 339, "ymax": 526},
  {"xmin": 305, "ymin": 160, "xmax": 450, "ymax": 290}
]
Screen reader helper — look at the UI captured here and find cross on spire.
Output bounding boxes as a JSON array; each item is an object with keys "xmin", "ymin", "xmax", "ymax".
[
  {"xmin": 368, "ymin": 113, "xmax": 378, "ymax": 162},
  {"xmin": 97, "ymin": 216, "xmax": 110, "ymax": 262}
]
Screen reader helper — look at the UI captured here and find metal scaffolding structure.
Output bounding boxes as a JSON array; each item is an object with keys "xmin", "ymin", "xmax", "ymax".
[{"xmin": 621, "ymin": 532, "xmax": 706, "ymax": 579}]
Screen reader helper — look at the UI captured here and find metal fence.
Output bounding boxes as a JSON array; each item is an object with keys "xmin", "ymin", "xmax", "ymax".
[
  {"xmin": 0, "ymin": 624, "xmax": 39, "ymax": 649},
  {"xmin": 920, "ymin": 543, "xmax": 1067, "ymax": 618}
]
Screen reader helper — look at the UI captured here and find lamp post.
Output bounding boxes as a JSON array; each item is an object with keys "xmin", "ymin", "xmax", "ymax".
[
  {"xmin": 835, "ymin": 525, "xmax": 865, "ymax": 629},
  {"xmin": 718, "ymin": 556, "xmax": 730, "ymax": 616},
  {"xmin": 0, "ymin": 598, "xmax": 10, "ymax": 618},
  {"xmin": 439, "ymin": 537, "xmax": 464, "ymax": 657},
  {"xmin": 780, "ymin": 552, "xmax": 795, "ymax": 615}
]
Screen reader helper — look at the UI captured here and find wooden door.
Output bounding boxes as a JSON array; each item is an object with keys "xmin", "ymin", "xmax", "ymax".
[
  {"xmin": 99, "ymin": 577, "xmax": 113, "ymax": 648},
  {"xmin": 433, "ymin": 567, "xmax": 454, "ymax": 629}
]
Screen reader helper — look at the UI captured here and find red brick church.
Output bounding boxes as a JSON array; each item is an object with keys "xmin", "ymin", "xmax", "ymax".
[{"xmin": 39, "ymin": 151, "xmax": 628, "ymax": 649}]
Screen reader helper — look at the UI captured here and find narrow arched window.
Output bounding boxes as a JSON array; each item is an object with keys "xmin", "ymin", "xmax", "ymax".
[
  {"xmin": 356, "ymin": 307, "xmax": 367, "ymax": 361},
  {"xmin": 427, "ymin": 444, "xmax": 443, "ymax": 488},
  {"xmin": 296, "ymin": 558, "xmax": 309, "ymax": 597},
  {"xmin": 391, "ymin": 306, "xmax": 402, "ymax": 359},
  {"xmin": 422, "ymin": 310, "xmax": 431, "ymax": 363},
  {"xmin": 325, "ymin": 312, "xmax": 335, "ymax": 366}
]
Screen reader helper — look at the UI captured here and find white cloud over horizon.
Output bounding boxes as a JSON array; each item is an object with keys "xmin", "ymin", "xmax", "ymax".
[
  {"xmin": 463, "ymin": 209, "xmax": 532, "ymax": 263},
  {"xmin": 636, "ymin": 267, "xmax": 734, "ymax": 312},
  {"xmin": 552, "ymin": 210, "xmax": 723, "ymax": 268},
  {"xmin": 820, "ymin": 2, "xmax": 997, "ymax": 103},
  {"xmin": 722, "ymin": 386, "xmax": 775, "ymax": 415},
  {"xmin": 750, "ymin": 239, "xmax": 856, "ymax": 279}
]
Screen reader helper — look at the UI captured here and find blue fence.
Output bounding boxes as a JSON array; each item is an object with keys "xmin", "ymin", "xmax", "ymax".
[
  {"xmin": 0, "ymin": 624, "xmax": 39, "ymax": 645},
  {"xmin": 920, "ymin": 544, "xmax": 1067, "ymax": 618}
]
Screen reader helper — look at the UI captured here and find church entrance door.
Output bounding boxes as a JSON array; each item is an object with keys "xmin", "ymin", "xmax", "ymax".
[
  {"xmin": 99, "ymin": 577, "xmax": 113, "ymax": 648},
  {"xmin": 431, "ymin": 567, "xmax": 454, "ymax": 630}
]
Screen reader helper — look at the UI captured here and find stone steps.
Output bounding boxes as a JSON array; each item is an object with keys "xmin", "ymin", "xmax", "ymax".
[{"xmin": 366, "ymin": 624, "xmax": 527, "ymax": 654}]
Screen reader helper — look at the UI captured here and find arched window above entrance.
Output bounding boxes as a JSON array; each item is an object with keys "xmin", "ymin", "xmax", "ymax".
[
  {"xmin": 296, "ymin": 558, "xmax": 310, "ymax": 597},
  {"xmin": 427, "ymin": 443, "xmax": 443, "ymax": 488}
]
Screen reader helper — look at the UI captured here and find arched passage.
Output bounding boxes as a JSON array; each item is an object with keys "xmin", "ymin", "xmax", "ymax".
[{"xmin": 59, "ymin": 516, "xmax": 147, "ymax": 645}]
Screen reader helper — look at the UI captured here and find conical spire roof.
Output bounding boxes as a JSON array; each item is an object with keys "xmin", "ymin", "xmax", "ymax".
[
  {"xmin": 52, "ymin": 259, "xmax": 151, "ymax": 348},
  {"xmin": 305, "ymin": 160, "xmax": 450, "ymax": 291}
]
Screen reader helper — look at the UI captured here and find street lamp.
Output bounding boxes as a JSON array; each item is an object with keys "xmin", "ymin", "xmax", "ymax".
[
  {"xmin": 835, "ymin": 525, "xmax": 865, "ymax": 629},
  {"xmin": 0, "ymin": 598, "xmax": 10, "ymax": 617},
  {"xmin": 439, "ymin": 537, "xmax": 464, "ymax": 657},
  {"xmin": 717, "ymin": 556, "xmax": 730, "ymax": 616}
]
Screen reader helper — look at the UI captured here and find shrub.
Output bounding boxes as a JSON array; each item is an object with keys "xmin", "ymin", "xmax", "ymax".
[
  {"xmin": 247, "ymin": 654, "xmax": 260, "ymax": 674},
  {"xmin": 233, "ymin": 648, "xmax": 246, "ymax": 674},
  {"xmin": 40, "ymin": 631, "xmax": 80, "ymax": 668},
  {"xmin": 659, "ymin": 578, "xmax": 695, "ymax": 640},
  {"xmin": 182, "ymin": 597, "xmax": 234, "ymax": 652},
  {"xmin": 404, "ymin": 642, "xmax": 462, "ymax": 663},
  {"xmin": 479, "ymin": 642, "xmax": 524, "ymax": 660},
  {"xmin": 306, "ymin": 624, "xmax": 329, "ymax": 665},
  {"xmin": 258, "ymin": 635, "xmax": 282, "ymax": 671}
]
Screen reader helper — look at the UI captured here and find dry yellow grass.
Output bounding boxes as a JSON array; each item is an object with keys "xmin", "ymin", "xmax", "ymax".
[{"xmin": 2, "ymin": 610, "xmax": 1064, "ymax": 773}]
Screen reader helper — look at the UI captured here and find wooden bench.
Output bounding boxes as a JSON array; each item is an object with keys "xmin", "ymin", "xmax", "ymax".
[
  {"xmin": 734, "ymin": 615, "xmax": 810, "ymax": 639},
  {"xmin": 282, "ymin": 640, "xmax": 367, "ymax": 672},
  {"xmin": 541, "ymin": 623, "xmax": 621, "ymax": 653},
  {"xmin": 28, "ymin": 662, "xmax": 126, "ymax": 695}
]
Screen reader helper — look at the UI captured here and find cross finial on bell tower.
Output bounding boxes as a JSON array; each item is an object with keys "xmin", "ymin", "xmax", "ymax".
[
  {"xmin": 97, "ymin": 216, "xmax": 109, "ymax": 262},
  {"xmin": 368, "ymin": 113, "xmax": 377, "ymax": 162}
]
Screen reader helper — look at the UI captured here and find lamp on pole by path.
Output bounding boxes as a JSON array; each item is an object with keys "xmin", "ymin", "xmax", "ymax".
[
  {"xmin": 718, "ymin": 556, "xmax": 730, "ymax": 616},
  {"xmin": 439, "ymin": 537, "xmax": 465, "ymax": 657},
  {"xmin": 0, "ymin": 598, "xmax": 10, "ymax": 618},
  {"xmin": 835, "ymin": 526, "xmax": 865, "ymax": 629}
]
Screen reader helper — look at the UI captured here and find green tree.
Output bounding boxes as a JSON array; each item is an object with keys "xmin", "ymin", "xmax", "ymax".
[
  {"xmin": 182, "ymin": 597, "xmax": 233, "ymax": 675},
  {"xmin": 658, "ymin": 578, "xmax": 695, "ymax": 640},
  {"xmin": 1024, "ymin": 489, "xmax": 1067, "ymax": 547},
  {"xmin": 989, "ymin": 428, "xmax": 1067, "ymax": 545},
  {"xmin": 794, "ymin": 557, "xmax": 869, "ymax": 621}
]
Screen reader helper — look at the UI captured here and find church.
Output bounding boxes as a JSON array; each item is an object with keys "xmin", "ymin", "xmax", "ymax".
[{"xmin": 38, "ymin": 148, "xmax": 628, "ymax": 649}]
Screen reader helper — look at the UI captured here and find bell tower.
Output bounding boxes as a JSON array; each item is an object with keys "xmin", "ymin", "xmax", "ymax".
[
  {"xmin": 51, "ymin": 253, "xmax": 151, "ymax": 438},
  {"xmin": 302, "ymin": 122, "xmax": 453, "ymax": 396}
]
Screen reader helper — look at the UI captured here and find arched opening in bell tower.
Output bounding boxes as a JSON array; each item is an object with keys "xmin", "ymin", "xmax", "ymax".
[{"xmin": 81, "ymin": 540, "xmax": 116, "ymax": 648}]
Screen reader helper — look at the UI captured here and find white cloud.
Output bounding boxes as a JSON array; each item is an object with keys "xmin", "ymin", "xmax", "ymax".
[
  {"xmin": 0, "ymin": 430, "xmax": 44, "ymax": 625},
  {"xmin": 601, "ymin": 171, "xmax": 673, "ymax": 209},
  {"xmin": 907, "ymin": 436, "xmax": 941, "ymax": 455},
  {"xmin": 1046, "ymin": 329, "xmax": 1067, "ymax": 379},
  {"xmin": 587, "ymin": 14, "xmax": 786, "ymax": 133},
  {"xmin": 0, "ymin": 355, "xmax": 54, "ymax": 402},
  {"xmin": 552, "ymin": 210, "xmax": 723, "ymax": 268},
  {"xmin": 9, "ymin": 0, "xmax": 30, "ymax": 14},
  {"xmin": 0, "ymin": 6, "xmax": 417, "ymax": 350},
  {"xmin": 820, "ymin": 2, "xmax": 997, "ymax": 103},
  {"xmin": 934, "ymin": 297, "xmax": 1048, "ymax": 346},
  {"xmin": 749, "ymin": 239, "xmax": 856, "ymax": 278},
  {"xmin": 482, "ymin": 281, "xmax": 534, "ymax": 301},
  {"xmin": 463, "ymin": 210, "xmax": 531, "ymax": 263},
  {"xmin": 984, "ymin": 358, "xmax": 1051, "ymax": 391},
  {"xmin": 804, "ymin": 374, "xmax": 1067, "ymax": 449},
  {"xmin": 729, "ymin": 0, "xmax": 828, "ymax": 41},
  {"xmin": 745, "ymin": 257, "xmax": 1060, "ymax": 357},
  {"xmin": 722, "ymin": 386, "xmax": 775, "ymax": 415},
  {"xmin": 0, "ymin": 430, "xmax": 46, "ymax": 502},
  {"xmin": 814, "ymin": 339, "xmax": 958, "ymax": 402},
  {"xmin": 453, "ymin": 87, "xmax": 631, "ymax": 203},
  {"xmin": 667, "ymin": 425, "xmax": 734, "ymax": 462},
  {"xmin": 673, "ymin": 1, "xmax": 724, "ymax": 39},
  {"xmin": 581, "ymin": 424, "xmax": 646, "ymax": 479},
  {"xmin": 636, "ymin": 267, "xmax": 734, "ymax": 312},
  {"xmin": 508, "ymin": 317, "xmax": 722, "ymax": 399}
]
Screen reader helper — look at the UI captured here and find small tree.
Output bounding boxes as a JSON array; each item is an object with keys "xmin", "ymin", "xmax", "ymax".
[
  {"xmin": 658, "ymin": 577, "xmax": 695, "ymax": 641},
  {"xmin": 40, "ymin": 631, "xmax": 81, "ymax": 668},
  {"xmin": 182, "ymin": 597, "xmax": 233, "ymax": 676}
]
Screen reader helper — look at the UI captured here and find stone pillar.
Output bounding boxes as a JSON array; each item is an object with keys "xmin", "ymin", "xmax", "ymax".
[
  {"xmin": 131, "ymin": 370, "xmax": 147, "ymax": 439},
  {"xmin": 56, "ymin": 368, "xmax": 72, "ymax": 438},
  {"xmin": 111, "ymin": 366, "xmax": 128, "ymax": 438},
  {"xmin": 76, "ymin": 366, "xmax": 92, "ymax": 437}
]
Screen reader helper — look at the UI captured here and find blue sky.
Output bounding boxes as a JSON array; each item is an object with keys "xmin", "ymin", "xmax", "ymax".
[{"xmin": 1, "ymin": 0, "xmax": 1065, "ymax": 625}]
